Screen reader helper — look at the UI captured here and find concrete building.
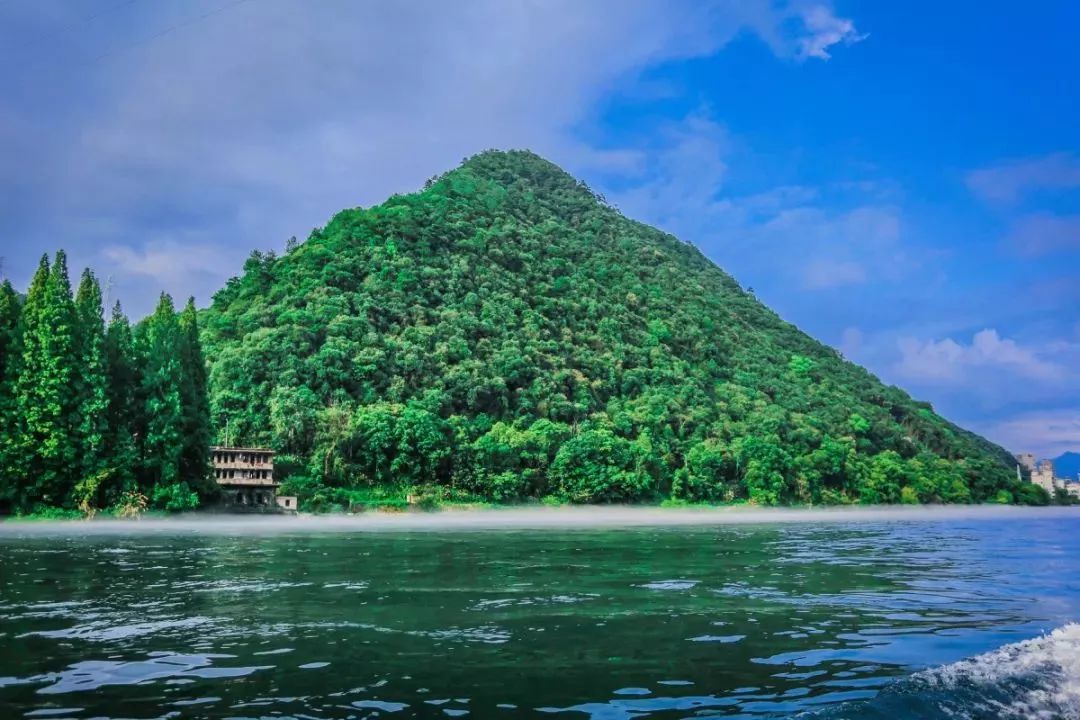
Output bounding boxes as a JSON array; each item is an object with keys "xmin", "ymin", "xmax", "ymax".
[
  {"xmin": 1024, "ymin": 455, "xmax": 1080, "ymax": 498},
  {"xmin": 1015, "ymin": 453, "xmax": 1036, "ymax": 473},
  {"xmin": 211, "ymin": 446, "xmax": 296, "ymax": 511},
  {"xmin": 1031, "ymin": 459, "xmax": 1059, "ymax": 494}
]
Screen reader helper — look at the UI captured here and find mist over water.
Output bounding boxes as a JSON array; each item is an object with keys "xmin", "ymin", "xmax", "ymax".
[
  {"xmin": 1, "ymin": 507, "xmax": 1078, "ymax": 718},
  {"xmin": 1, "ymin": 504, "xmax": 1075, "ymax": 536}
]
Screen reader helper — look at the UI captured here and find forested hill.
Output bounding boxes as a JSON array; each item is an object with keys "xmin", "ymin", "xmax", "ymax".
[{"xmin": 201, "ymin": 150, "xmax": 1040, "ymax": 507}]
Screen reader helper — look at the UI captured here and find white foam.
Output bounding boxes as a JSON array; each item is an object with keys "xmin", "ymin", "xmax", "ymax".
[{"xmin": 916, "ymin": 623, "xmax": 1080, "ymax": 719}]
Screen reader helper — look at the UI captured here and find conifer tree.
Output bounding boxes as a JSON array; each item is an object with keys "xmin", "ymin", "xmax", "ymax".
[
  {"xmin": 140, "ymin": 293, "xmax": 184, "ymax": 490},
  {"xmin": 14, "ymin": 252, "xmax": 79, "ymax": 507},
  {"xmin": 177, "ymin": 297, "xmax": 212, "ymax": 491},
  {"xmin": 4, "ymin": 256, "xmax": 48, "ymax": 499},
  {"xmin": 0, "ymin": 280, "xmax": 22, "ymax": 507},
  {"xmin": 103, "ymin": 302, "xmax": 139, "ymax": 500},
  {"xmin": 74, "ymin": 269, "xmax": 108, "ymax": 481},
  {"xmin": 0, "ymin": 280, "xmax": 20, "ymax": 379}
]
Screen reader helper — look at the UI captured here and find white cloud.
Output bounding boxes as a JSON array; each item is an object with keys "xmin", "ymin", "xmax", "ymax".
[
  {"xmin": 802, "ymin": 259, "xmax": 866, "ymax": 289},
  {"xmin": 977, "ymin": 410, "xmax": 1080, "ymax": 458},
  {"xmin": 744, "ymin": 2, "xmax": 866, "ymax": 61},
  {"xmin": 966, "ymin": 153, "xmax": 1080, "ymax": 204},
  {"xmin": 101, "ymin": 240, "xmax": 236, "ymax": 289},
  {"xmin": 895, "ymin": 329, "xmax": 1063, "ymax": 383},
  {"xmin": 610, "ymin": 113, "xmax": 731, "ymax": 229},
  {"xmin": 1005, "ymin": 212, "xmax": 1080, "ymax": 256},
  {"xmin": 794, "ymin": 5, "xmax": 868, "ymax": 60},
  {"xmin": 757, "ymin": 204, "xmax": 908, "ymax": 289},
  {"xmin": 0, "ymin": 1, "xmax": 866, "ymax": 317},
  {"xmin": 604, "ymin": 110, "xmax": 910, "ymax": 294},
  {"xmin": 839, "ymin": 326, "xmax": 863, "ymax": 357}
]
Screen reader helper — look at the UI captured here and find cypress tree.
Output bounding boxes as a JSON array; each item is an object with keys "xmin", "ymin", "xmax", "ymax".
[
  {"xmin": 74, "ymin": 269, "xmax": 108, "ymax": 482},
  {"xmin": 5, "ymin": 256, "xmax": 49, "ymax": 500},
  {"xmin": 177, "ymin": 297, "xmax": 212, "ymax": 492},
  {"xmin": 14, "ymin": 252, "xmax": 79, "ymax": 507},
  {"xmin": 0, "ymin": 280, "xmax": 20, "ymax": 379},
  {"xmin": 103, "ymin": 302, "xmax": 139, "ymax": 500},
  {"xmin": 140, "ymin": 293, "xmax": 184, "ymax": 490},
  {"xmin": 0, "ymin": 280, "xmax": 22, "ymax": 507}
]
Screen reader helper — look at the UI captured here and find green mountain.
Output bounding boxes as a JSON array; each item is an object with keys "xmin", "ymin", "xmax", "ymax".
[{"xmin": 201, "ymin": 150, "xmax": 1042, "ymax": 507}]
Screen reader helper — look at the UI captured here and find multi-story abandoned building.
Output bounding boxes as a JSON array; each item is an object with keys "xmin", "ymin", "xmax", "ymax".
[{"xmin": 211, "ymin": 446, "xmax": 296, "ymax": 511}]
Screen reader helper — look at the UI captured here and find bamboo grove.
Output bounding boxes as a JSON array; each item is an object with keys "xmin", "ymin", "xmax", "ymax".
[{"xmin": 0, "ymin": 252, "xmax": 214, "ymax": 515}]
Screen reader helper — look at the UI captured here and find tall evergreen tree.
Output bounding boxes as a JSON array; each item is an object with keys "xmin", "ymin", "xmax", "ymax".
[
  {"xmin": 13, "ymin": 252, "xmax": 79, "ymax": 507},
  {"xmin": 0, "ymin": 280, "xmax": 23, "ymax": 507},
  {"xmin": 103, "ymin": 302, "xmax": 139, "ymax": 498},
  {"xmin": 4, "ymin": 256, "xmax": 48, "ymax": 499},
  {"xmin": 74, "ymin": 269, "xmax": 108, "ymax": 481},
  {"xmin": 0, "ymin": 260, "xmax": 216, "ymax": 514},
  {"xmin": 0, "ymin": 280, "xmax": 20, "ymax": 379},
  {"xmin": 177, "ymin": 297, "xmax": 212, "ymax": 491},
  {"xmin": 140, "ymin": 293, "xmax": 184, "ymax": 490}
]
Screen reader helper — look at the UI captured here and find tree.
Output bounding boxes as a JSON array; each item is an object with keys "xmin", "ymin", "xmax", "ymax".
[
  {"xmin": 73, "ymin": 269, "xmax": 108, "ymax": 483},
  {"xmin": 678, "ymin": 439, "xmax": 737, "ymax": 501},
  {"xmin": 0, "ymin": 280, "xmax": 20, "ymax": 381},
  {"xmin": 0, "ymin": 280, "xmax": 22, "ymax": 507},
  {"xmin": 102, "ymin": 302, "xmax": 139, "ymax": 501},
  {"xmin": 12, "ymin": 252, "xmax": 80, "ymax": 508},
  {"xmin": 269, "ymin": 384, "xmax": 320, "ymax": 455},
  {"xmin": 177, "ymin": 298, "xmax": 212, "ymax": 493},
  {"xmin": 0, "ymin": 256, "xmax": 217, "ymax": 514},
  {"xmin": 140, "ymin": 293, "xmax": 184, "ymax": 493},
  {"xmin": 860, "ymin": 451, "xmax": 911, "ymax": 505},
  {"xmin": 737, "ymin": 434, "xmax": 792, "ymax": 505},
  {"xmin": 549, "ymin": 427, "xmax": 653, "ymax": 502}
]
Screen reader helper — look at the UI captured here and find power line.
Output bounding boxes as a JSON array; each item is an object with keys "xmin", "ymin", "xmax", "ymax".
[
  {"xmin": 11, "ymin": 0, "xmax": 142, "ymax": 52},
  {"xmin": 87, "ymin": 0, "xmax": 253, "ymax": 66}
]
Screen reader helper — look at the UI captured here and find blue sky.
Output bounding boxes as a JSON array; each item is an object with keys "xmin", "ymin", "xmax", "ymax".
[{"xmin": 1, "ymin": 1, "xmax": 1077, "ymax": 458}]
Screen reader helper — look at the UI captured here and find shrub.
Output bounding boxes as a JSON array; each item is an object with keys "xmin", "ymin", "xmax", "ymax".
[
  {"xmin": 151, "ymin": 482, "xmax": 200, "ymax": 512},
  {"xmin": 112, "ymin": 490, "xmax": 148, "ymax": 518}
]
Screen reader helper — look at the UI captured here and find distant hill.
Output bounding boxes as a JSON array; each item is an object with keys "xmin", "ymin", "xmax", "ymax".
[
  {"xmin": 200, "ymin": 150, "xmax": 1043, "ymax": 507},
  {"xmin": 1054, "ymin": 452, "xmax": 1080, "ymax": 480}
]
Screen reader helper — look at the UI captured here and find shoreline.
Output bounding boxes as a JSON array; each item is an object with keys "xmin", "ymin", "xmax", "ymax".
[{"xmin": 0, "ymin": 504, "xmax": 1076, "ymax": 535}]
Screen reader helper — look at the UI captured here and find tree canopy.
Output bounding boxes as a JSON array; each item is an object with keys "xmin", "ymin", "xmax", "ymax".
[
  {"xmin": 0, "ymin": 255, "xmax": 212, "ymax": 515},
  {"xmin": 199, "ymin": 150, "xmax": 1043, "ymax": 508}
]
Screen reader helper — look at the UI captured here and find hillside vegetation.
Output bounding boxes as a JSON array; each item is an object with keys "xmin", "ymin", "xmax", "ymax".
[
  {"xmin": 0, "ymin": 254, "xmax": 214, "ymax": 515},
  {"xmin": 201, "ymin": 150, "xmax": 1042, "ymax": 508}
]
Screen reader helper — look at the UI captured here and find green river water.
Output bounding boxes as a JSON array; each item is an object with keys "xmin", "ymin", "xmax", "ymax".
[{"xmin": 1, "ymin": 508, "xmax": 1078, "ymax": 718}]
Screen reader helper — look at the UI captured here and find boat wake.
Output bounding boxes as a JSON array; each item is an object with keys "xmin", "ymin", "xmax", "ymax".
[{"xmin": 810, "ymin": 623, "xmax": 1080, "ymax": 719}]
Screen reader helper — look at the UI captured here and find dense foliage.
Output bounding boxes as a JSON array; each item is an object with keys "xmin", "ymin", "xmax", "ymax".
[
  {"xmin": 201, "ymin": 150, "xmax": 1044, "ymax": 507},
  {"xmin": 0, "ymin": 254, "xmax": 213, "ymax": 514}
]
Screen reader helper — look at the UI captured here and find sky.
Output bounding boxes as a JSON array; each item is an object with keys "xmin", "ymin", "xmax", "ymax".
[{"xmin": 1, "ymin": 0, "xmax": 1078, "ymax": 459}]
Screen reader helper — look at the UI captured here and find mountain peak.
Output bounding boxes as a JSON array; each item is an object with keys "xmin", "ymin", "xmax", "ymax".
[{"xmin": 435, "ymin": 149, "xmax": 599, "ymax": 202}]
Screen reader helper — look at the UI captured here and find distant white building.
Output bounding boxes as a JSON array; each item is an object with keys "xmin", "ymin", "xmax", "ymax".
[
  {"xmin": 1031, "ymin": 459, "xmax": 1058, "ymax": 493},
  {"xmin": 1022, "ymin": 455, "xmax": 1080, "ymax": 498}
]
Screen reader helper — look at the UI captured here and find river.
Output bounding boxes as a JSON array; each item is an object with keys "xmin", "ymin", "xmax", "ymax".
[{"xmin": 1, "ymin": 507, "xmax": 1078, "ymax": 718}]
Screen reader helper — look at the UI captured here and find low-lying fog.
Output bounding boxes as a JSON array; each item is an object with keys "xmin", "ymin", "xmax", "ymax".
[{"xmin": 0, "ymin": 504, "xmax": 1075, "ymax": 536}]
